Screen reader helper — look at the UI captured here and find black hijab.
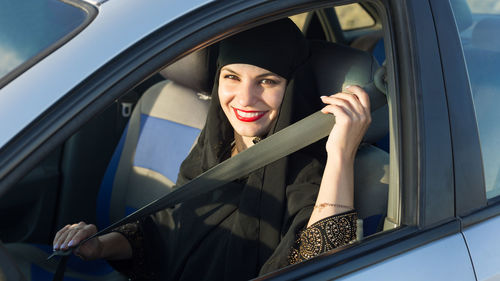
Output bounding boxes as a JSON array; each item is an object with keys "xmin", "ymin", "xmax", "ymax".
[
  {"xmin": 141, "ymin": 19, "xmax": 327, "ymax": 280},
  {"xmin": 178, "ymin": 18, "xmax": 312, "ymax": 176}
]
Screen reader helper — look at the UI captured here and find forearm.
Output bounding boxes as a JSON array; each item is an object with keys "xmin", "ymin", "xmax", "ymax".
[
  {"xmin": 307, "ymin": 152, "xmax": 354, "ymax": 227},
  {"xmin": 97, "ymin": 232, "xmax": 133, "ymax": 260}
]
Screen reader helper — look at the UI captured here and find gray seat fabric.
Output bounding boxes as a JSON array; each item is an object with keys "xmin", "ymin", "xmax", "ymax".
[{"xmin": 108, "ymin": 80, "xmax": 210, "ymax": 223}]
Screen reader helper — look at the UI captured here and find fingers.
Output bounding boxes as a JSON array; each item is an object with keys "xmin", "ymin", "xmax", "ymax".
[
  {"xmin": 320, "ymin": 85, "xmax": 371, "ymax": 123},
  {"xmin": 53, "ymin": 222, "xmax": 96, "ymax": 251},
  {"xmin": 321, "ymin": 95, "xmax": 356, "ymax": 117},
  {"xmin": 345, "ymin": 85, "xmax": 371, "ymax": 112},
  {"xmin": 53, "ymin": 224, "xmax": 70, "ymax": 247}
]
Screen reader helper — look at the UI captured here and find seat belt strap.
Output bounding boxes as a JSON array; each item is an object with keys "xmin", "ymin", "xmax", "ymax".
[
  {"xmin": 49, "ymin": 111, "xmax": 335, "ymax": 264},
  {"xmin": 49, "ymin": 79, "xmax": 386, "ymax": 281},
  {"xmin": 52, "ymin": 255, "xmax": 69, "ymax": 281}
]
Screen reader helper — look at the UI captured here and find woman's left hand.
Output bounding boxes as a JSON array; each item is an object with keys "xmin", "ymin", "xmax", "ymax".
[{"xmin": 320, "ymin": 85, "xmax": 371, "ymax": 159}]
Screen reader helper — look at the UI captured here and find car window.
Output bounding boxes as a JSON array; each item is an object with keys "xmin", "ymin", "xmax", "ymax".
[
  {"xmin": 450, "ymin": 0, "xmax": 500, "ymax": 199},
  {"xmin": 0, "ymin": 0, "xmax": 91, "ymax": 86},
  {"xmin": 334, "ymin": 3, "xmax": 375, "ymax": 31},
  {"xmin": 0, "ymin": 3, "xmax": 397, "ymax": 279},
  {"xmin": 290, "ymin": 12, "xmax": 310, "ymax": 31}
]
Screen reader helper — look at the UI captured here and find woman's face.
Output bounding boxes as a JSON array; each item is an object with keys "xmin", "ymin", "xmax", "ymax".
[{"xmin": 218, "ymin": 63, "xmax": 287, "ymax": 138}]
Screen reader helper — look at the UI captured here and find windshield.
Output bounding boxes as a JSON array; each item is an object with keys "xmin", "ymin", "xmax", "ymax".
[{"xmin": 0, "ymin": 0, "xmax": 95, "ymax": 88}]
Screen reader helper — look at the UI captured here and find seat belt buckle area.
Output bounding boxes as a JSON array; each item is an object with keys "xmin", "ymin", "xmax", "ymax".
[{"xmin": 47, "ymin": 248, "xmax": 73, "ymax": 260}]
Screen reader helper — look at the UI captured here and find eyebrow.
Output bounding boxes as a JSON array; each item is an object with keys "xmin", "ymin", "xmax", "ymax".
[{"xmin": 221, "ymin": 67, "xmax": 282, "ymax": 80}]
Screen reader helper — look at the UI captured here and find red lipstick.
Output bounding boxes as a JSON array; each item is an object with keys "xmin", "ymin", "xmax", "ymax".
[{"xmin": 233, "ymin": 108, "xmax": 266, "ymax": 122}]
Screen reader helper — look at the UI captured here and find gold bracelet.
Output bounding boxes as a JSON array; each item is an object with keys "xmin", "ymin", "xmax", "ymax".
[{"xmin": 314, "ymin": 203, "xmax": 354, "ymax": 210}]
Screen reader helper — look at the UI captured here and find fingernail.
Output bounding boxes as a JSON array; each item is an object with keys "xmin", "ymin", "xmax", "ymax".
[
  {"xmin": 345, "ymin": 85, "xmax": 351, "ymax": 89},
  {"xmin": 320, "ymin": 96, "xmax": 326, "ymax": 99},
  {"xmin": 53, "ymin": 244, "xmax": 59, "ymax": 250},
  {"xmin": 68, "ymin": 240, "xmax": 75, "ymax": 247}
]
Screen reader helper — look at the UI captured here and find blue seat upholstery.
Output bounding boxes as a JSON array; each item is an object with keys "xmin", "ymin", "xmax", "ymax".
[{"xmin": 99, "ymin": 80, "xmax": 209, "ymax": 228}]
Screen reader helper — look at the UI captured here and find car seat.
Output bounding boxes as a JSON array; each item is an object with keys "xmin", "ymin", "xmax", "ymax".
[{"xmin": 5, "ymin": 35, "xmax": 389, "ymax": 280}]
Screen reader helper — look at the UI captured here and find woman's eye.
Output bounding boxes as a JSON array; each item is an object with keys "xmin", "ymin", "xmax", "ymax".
[
  {"xmin": 224, "ymin": 74, "xmax": 239, "ymax": 80},
  {"xmin": 260, "ymin": 79, "xmax": 276, "ymax": 85}
]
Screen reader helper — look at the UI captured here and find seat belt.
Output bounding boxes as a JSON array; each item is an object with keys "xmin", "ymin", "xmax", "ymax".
[
  {"xmin": 49, "ymin": 88, "xmax": 384, "ymax": 280},
  {"xmin": 49, "ymin": 111, "xmax": 334, "ymax": 280},
  {"xmin": 49, "ymin": 111, "xmax": 335, "ymax": 260}
]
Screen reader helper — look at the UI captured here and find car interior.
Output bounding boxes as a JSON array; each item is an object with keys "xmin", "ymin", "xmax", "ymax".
[{"xmin": 1, "ymin": 2, "xmax": 397, "ymax": 280}]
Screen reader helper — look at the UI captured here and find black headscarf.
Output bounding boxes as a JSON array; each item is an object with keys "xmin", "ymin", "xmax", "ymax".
[{"xmin": 140, "ymin": 19, "xmax": 327, "ymax": 280}]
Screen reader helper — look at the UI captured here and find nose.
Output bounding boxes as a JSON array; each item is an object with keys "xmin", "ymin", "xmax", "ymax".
[{"xmin": 237, "ymin": 82, "xmax": 260, "ymax": 107}]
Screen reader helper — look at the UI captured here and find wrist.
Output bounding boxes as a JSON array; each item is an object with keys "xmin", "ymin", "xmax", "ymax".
[{"xmin": 326, "ymin": 149, "xmax": 355, "ymax": 165}]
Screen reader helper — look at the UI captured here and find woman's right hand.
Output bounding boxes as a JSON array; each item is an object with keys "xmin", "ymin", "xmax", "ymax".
[{"xmin": 53, "ymin": 222, "xmax": 102, "ymax": 260}]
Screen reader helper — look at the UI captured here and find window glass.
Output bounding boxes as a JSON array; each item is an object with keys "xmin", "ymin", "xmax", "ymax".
[
  {"xmin": 289, "ymin": 12, "xmax": 309, "ymax": 31},
  {"xmin": 334, "ymin": 3, "xmax": 375, "ymax": 30},
  {"xmin": 467, "ymin": 0, "xmax": 500, "ymax": 14},
  {"xmin": 0, "ymin": 0, "xmax": 88, "ymax": 81},
  {"xmin": 450, "ymin": 0, "xmax": 500, "ymax": 198}
]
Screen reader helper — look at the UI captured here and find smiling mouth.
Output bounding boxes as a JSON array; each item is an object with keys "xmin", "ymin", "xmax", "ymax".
[{"xmin": 233, "ymin": 108, "xmax": 267, "ymax": 122}]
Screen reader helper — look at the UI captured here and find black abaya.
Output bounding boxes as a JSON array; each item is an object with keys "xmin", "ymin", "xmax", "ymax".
[{"xmin": 110, "ymin": 19, "xmax": 357, "ymax": 281}]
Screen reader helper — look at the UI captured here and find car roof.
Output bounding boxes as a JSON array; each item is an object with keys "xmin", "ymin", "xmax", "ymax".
[{"xmin": 0, "ymin": 0, "xmax": 212, "ymax": 149}]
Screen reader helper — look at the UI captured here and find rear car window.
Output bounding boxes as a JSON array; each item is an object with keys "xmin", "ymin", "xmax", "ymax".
[
  {"xmin": 467, "ymin": 0, "xmax": 500, "ymax": 14},
  {"xmin": 289, "ymin": 12, "xmax": 309, "ymax": 31},
  {"xmin": 334, "ymin": 3, "xmax": 375, "ymax": 31},
  {"xmin": 450, "ymin": 0, "xmax": 500, "ymax": 199},
  {"xmin": 0, "ymin": 0, "xmax": 94, "ymax": 87}
]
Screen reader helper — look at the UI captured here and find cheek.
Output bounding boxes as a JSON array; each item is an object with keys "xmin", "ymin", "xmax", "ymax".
[
  {"xmin": 266, "ymin": 87, "xmax": 286, "ymax": 111},
  {"xmin": 218, "ymin": 83, "xmax": 234, "ymax": 108}
]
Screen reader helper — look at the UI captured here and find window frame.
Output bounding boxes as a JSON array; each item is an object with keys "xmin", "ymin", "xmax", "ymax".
[{"xmin": 429, "ymin": 0, "xmax": 490, "ymax": 223}]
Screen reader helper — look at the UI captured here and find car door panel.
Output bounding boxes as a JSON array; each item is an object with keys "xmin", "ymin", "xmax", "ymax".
[
  {"xmin": 329, "ymin": 233, "xmax": 475, "ymax": 281},
  {"xmin": 463, "ymin": 214, "xmax": 500, "ymax": 281},
  {"xmin": 0, "ymin": 148, "xmax": 61, "ymax": 244}
]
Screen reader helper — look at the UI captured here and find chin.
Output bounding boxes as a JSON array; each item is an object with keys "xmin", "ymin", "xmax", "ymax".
[{"xmin": 235, "ymin": 127, "xmax": 268, "ymax": 139}]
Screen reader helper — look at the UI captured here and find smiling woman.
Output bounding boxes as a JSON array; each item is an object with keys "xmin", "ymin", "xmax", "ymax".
[
  {"xmin": 218, "ymin": 64, "xmax": 287, "ymax": 152},
  {"xmin": 0, "ymin": 1, "xmax": 395, "ymax": 280},
  {"xmin": 48, "ymin": 18, "xmax": 370, "ymax": 280}
]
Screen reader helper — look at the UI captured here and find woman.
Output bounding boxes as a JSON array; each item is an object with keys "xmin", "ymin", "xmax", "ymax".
[{"xmin": 53, "ymin": 18, "xmax": 371, "ymax": 280}]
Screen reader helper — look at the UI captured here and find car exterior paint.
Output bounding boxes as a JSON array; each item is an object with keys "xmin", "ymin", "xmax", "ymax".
[
  {"xmin": 1, "ymin": 0, "xmax": 500, "ymax": 280},
  {"xmin": 0, "ymin": 0, "xmax": 211, "ymax": 149}
]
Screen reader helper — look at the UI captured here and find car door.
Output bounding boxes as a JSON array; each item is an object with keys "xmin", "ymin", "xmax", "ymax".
[
  {"xmin": 431, "ymin": 0, "xmax": 500, "ymax": 281},
  {"xmin": 0, "ymin": 0, "xmax": 479, "ymax": 280},
  {"xmin": 259, "ymin": 0, "xmax": 477, "ymax": 279}
]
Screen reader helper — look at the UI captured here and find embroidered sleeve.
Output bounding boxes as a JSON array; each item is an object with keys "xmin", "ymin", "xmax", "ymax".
[
  {"xmin": 288, "ymin": 210, "xmax": 357, "ymax": 264},
  {"xmin": 107, "ymin": 221, "xmax": 153, "ymax": 280}
]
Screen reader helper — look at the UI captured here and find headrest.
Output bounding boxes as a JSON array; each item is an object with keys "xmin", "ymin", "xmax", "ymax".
[
  {"xmin": 160, "ymin": 39, "xmax": 388, "ymax": 144},
  {"xmin": 472, "ymin": 17, "xmax": 500, "ymax": 52},
  {"xmin": 451, "ymin": 0, "xmax": 473, "ymax": 32},
  {"xmin": 159, "ymin": 47, "xmax": 217, "ymax": 94},
  {"xmin": 309, "ymin": 40, "xmax": 388, "ymax": 144}
]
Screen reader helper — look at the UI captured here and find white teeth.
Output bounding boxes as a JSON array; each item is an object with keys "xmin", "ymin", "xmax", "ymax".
[{"xmin": 237, "ymin": 110, "xmax": 263, "ymax": 118}]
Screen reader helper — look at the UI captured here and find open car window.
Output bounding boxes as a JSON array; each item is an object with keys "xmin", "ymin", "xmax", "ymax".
[{"xmin": 0, "ymin": 1, "xmax": 406, "ymax": 280}]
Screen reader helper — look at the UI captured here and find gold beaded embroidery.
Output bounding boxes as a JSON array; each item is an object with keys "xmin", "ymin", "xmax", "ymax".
[{"xmin": 288, "ymin": 211, "xmax": 357, "ymax": 265}]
